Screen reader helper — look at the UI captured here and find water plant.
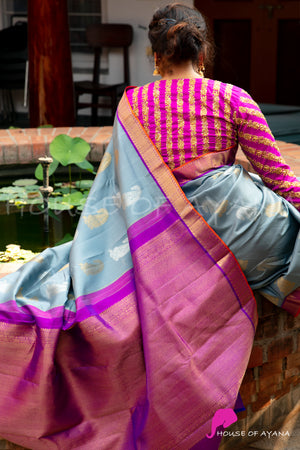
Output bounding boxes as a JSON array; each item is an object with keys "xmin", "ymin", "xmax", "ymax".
[{"xmin": 0, "ymin": 134, "xmax": 95, "ymax": 212}]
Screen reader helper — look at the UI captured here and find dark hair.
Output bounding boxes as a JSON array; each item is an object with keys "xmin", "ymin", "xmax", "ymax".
[{"xmin": 148, "ymin": 2, "xmax": 213, "ymax": 70}]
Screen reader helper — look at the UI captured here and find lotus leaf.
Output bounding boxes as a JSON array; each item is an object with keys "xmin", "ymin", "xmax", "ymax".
[
  {"xmin": 75, "ymin": 159, "xmax": 95, "ymax": 173},
  {"xmin": 24, "ymin": 198, "xmax": 43, "ymax": 205},
  {"xmin": 24, "ymin": 185, "xmax": 41, "ymax": 192},
  {"xmin": 1, "ymin": 186, "xmax": 24, "ymax": 194},
  {"xmin": 13, "ymin": 179, "xmax": 38, "ymax": 186},
  {"xmin": 35, "ymin": 158, "xmax": 59, "ymax": 181},
  {"xmin": 48, "ymin": 198, "xmax": 73, "ymax": 210},
  {"xmin": 62, "ymin": 191, "xmax": 84, "ymax": 206},
  {"xmin": 75, "ymin": 180, "xmax": 94, "ymax": 189},
  {"xmin": 50, "ymin": 135, "xmax": 90, "ymax": 166},
  {"xmin": 0, "ymin": 194, "xmax": 10, "ymax": 201}
]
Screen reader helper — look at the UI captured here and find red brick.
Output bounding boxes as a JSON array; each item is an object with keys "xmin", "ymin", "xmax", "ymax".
[
  {"xmin": 259, "ymin": 298, "xmax": 278, "ymax": 318},
  {"xmin": 24, "ymin": 128, "xmax": 40, "ymax": 136},
  {"xmin": 285, "ymin": 314, "xmax": 300, "ymax": 330},
  {"xmin": 38, "ymin": 127, "xmax": 55, "ymax": 136},
  {"xmin": 255, "ymin": 315, "xmax": 279, "ymax": 340},
  {"xmin": 32, "ymin": 144, "xmax": 48, "ymax": 161},
  {"xmin": 260, "ymin": 359, "xmax": 284, "ymax": 377},
  {"xmin": 237, "ymin": 409, "xmax": 247, "ymax": 420},
  {"xmin": 286, "ymin": 352, "xmax": 300, "ymax": 370},
  {"xmin": 0, "ymin": 146, "xmax": 5, "ymax": 164},
  {"xmin": 241, "ymin": 368, "xmax": 255, "ymax": 384},
  {"xmin": 267, "ymin": 337, "xmax": 294, "ymax": 362},
  {"xmin": 239, "ymin": 381, "xmax": 257, "ymax": 403},
  {"xmin": 68, "ymin": 127, "xmax": 85, "ymax": 137},
  {"xmin": 18, "ymin": 144, "xmax": 33, "ymax": 164},
  {"xmin": 52, "ymin": 127, "xmax": 71, "ymax": 136},
  {"xmin": 3, "ymin": 144, "xmax": 18, "ymax": 164},
  {"xmin": 247, "ymin": 345, "xmax": 263, "ymax": 368},
  {"xmin": 282, "ymin": 375, "xmax": 299, "ymax": 389},
  {"xmin": 258, "ymin": 373, "xmax": 283, "ymax": 396},
  {"xmin": 251, "ymin": 396, "xmax": 272, "ymax": 412},
  {"xmin": 0, "ymin": 136, "xmax": 15, "ymax": 145}
]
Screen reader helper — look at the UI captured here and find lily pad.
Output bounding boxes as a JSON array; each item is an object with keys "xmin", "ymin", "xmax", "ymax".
[
  {"xmin": 24, "ymin": 185, "xmax": 41, "ymax": 192},
  {"xmin": 75, "ymin": 180, "xmax": 94, "ymax": 189},
  {"xmin": 55, "ymin": 187, "xmax": 77, "ymax": 195},
  {"xmin": 62, "ymin": 191, "xmax": 84, "ymax": 206},
  {"xmin": 13, "ymin": 179, "xmax": 38, "ymax": 186},
  {"xmin": 25, "ymin": 198, "xmax": 43, "ymax": 205},
  {"xmin": 0, "ymin": 186, "xmax": 24, "ymax": 194},
  {"xmin": 48, "ymin": 197, "xmax": 73, "ymax": 210},
  {"xmin": 0, "ymin": 193, "xmax": 10, "ymax": 202},
  {"xmin": 50, "ymin": 134, "xmax": 90, "ymax": 166}
]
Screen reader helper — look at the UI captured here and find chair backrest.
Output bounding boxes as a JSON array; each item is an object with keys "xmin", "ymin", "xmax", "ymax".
[{"xmin": 86, "ymin": 24, "xmax": 133, "ymax": 85}]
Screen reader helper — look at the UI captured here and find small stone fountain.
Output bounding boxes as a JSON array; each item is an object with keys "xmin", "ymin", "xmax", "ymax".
[{"xmin": 38, "ymin": 156, "xmax": 53, "ymax": 233}]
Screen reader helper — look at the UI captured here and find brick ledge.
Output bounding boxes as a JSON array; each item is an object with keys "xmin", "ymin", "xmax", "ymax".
[{"xmin": 0, "ymin": 126, "xmax": 113, "ymax": 165}]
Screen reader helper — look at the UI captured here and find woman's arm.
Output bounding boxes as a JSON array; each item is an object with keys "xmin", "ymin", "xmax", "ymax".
[{"xmin": 234, "ymin": 90, "xmax": 300, "ymax": 211}]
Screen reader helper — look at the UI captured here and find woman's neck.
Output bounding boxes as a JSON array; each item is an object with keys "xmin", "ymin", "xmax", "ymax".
[{"xmin": 160, "ymin": 61, "xmax": 203, "ymax": 80}]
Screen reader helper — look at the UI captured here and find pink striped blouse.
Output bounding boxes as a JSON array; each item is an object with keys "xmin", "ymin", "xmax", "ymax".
[{"xmin": 127, "ymin": 78, "xmax": 300, "ymax": 211}]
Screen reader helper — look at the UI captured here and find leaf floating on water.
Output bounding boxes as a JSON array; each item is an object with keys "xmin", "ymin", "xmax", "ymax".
[{"xmin": 13, "ymin": 179, "xmax": 38, "ymax": 186}]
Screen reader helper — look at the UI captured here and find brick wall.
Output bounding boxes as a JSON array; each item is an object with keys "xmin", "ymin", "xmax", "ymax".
[
  {"xmin": 221, "ymin": 294, "xmax": 300, "ymax": 448},
  {"xmin": 0, "ymin": 128, "xmax": 300, "ymax": 449},
  {"xmin": 0, "ymin": 127, "xmax": 113, "ymax": 166}
]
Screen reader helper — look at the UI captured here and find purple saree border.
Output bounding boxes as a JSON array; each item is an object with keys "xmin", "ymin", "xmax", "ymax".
[
  {"xmin": 117, "ymin": 96, "xmax": 256, "ymax": 333},
  {"xmin": 0, "ymin": 269, "xmax": 136, "ymax": 329},
  {"xmin": 76, "ymin": 269, "xmax": 136, "ymax": 322},
  {"xmin": 0, "ymin": 300, "xmax": 75, "ymax": 329},
  {"xmin": 128, "ymin": 206, "xmax": 177, "ymax": 253}
]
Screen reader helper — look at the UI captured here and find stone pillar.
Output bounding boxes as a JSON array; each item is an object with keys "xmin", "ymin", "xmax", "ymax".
[{"xmin": 28, "ymin": 0, "xmax": 75, "ymax": 127}]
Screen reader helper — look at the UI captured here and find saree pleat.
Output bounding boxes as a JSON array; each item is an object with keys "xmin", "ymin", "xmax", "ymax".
[
  {"xmin": 0, "ymin": 92, "xmax": 257, "ymax": 449},
  {"xmin": 180, "ymin": 165, "xmax": 300, "ymax": 311}
]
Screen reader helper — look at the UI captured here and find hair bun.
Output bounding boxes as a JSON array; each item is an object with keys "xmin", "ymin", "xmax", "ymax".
[{"xmin": 148, "ymin": 3, "xmax": 212, "ymax": 70}]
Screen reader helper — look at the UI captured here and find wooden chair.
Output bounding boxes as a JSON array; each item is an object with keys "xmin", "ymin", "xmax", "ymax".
[{"xmin": 74, "ymin": 23, "xmax": 133, "ymax": 125}]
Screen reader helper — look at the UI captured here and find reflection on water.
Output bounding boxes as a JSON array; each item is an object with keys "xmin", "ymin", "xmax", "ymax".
[{"xmin": 1, "ymin": 205, "xmax": 80, "ymax": 252}]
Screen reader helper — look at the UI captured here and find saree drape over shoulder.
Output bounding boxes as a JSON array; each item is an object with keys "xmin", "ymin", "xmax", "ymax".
[{"xmin": 0, "ymin": 92, "xmax": 258, "ymax": 449}]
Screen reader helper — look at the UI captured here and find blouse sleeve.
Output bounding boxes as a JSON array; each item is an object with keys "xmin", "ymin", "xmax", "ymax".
[{"xmin": 234, "ymin": 89, "xmax": 300, "ymax": 211}]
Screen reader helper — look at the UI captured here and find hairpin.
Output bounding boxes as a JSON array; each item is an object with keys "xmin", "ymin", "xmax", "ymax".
[{"xmin": 164, "ymin": 18, "xmax": 176, "ymax": 24}]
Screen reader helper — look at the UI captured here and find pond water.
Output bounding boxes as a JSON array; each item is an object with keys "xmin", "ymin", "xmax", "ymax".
[{"xmin": 0, "ymin": 205, "xmax": 80, "ymax": 253}]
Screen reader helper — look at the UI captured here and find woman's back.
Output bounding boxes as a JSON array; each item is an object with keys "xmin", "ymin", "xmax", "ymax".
[{"xmin": 127, "ymin": 78, "xmax": 300, "ymax": 208}]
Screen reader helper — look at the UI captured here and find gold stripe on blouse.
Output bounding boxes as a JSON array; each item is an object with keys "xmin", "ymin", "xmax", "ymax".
[
  {"xmin": 245, "ymin": 153, "xmax": 298, "ymax": 179},
  {"xmin": 213, "ymin": 80, "xmax": 222, "ymax": 150},
  {"xmin": 201, "ymin": 78, "xmax": 209, "ymax": 152},
  {"xmin": 239, "ymin": 107, "xmax": 265, "ymax": 121},
  {"xmin": 142, "ymin": 84, "xmax": 150, "ymax": 136},
  {"xmin": 165, "ymin": 80, "xmax": 174, "ymax": 168},
  {"xmin": 239, "ymin": 132, "xmax": 278, "ymax": 149},
  {"xmin": 153, "ymin": 82, "xmax": 161, "ymax": 151},
  {"xmin": 189, "ymin": 78, "xmax": 198, "ymax": 159},
  {"xmin": 177, "ymin": 80, "xmax": 185, "ymax": 165},
  {"xmin": 235, "ymin": 118, "xmax": 273, "ymax": 135},
  {"xmin": 224, "ymin": 83, "xmax": 234, "ymax": 148},
  {"xmin": 131, "ymin": 88, "xmax": 139, "ymax": 118},
  {"xmin": 241, "ymin": 143, "xmax": 282, "ymax": 162}
]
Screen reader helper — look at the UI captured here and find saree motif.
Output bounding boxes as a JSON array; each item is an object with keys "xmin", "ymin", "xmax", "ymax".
[{"xmin": 0, "ymin": 92, "xmax": 257, "ymax": 449}]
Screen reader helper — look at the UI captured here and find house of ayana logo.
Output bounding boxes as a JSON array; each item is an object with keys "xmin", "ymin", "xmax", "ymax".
[{"xmin": 206, "ymin": 408, "xmax": 291, "ymax": 439}]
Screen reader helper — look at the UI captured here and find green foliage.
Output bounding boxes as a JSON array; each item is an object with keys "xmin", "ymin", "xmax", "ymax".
[
  {"xmin": 0, "ymin": 134, "xmax": 95, "ymax": 215},
  {"xmin": 50, "ymin": 135, "xmax": 90, "ymax": 166},
  {"xmin": 35, "ymin": 158, "xmax": 59, "ymax": 181}
]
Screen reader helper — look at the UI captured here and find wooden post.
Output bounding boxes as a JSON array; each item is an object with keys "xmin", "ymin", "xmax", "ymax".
[{"xmin": 28, "ymin": 0, "xmax": 75, "ymax": 127}]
